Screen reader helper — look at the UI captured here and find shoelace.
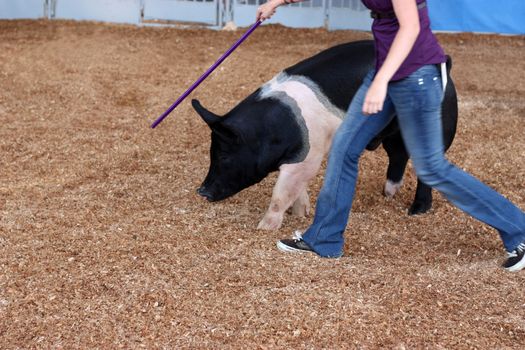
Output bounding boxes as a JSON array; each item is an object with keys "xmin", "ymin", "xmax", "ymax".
[
  {"xmin": 292, "ymin": 230, "xmax": 303, "ymax": 241},
  {"xmin": 508, "ymin": 242, "xmax": 525, "ymax": 258}
]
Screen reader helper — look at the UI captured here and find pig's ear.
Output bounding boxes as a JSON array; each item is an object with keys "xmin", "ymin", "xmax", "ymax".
[
  {"xmin": 191, "ymin": 99, "xmax": 221, "ymax": 126},
  {"xmin": 213, "ymin": 124, "xmax": 240, "ymax": 143}
]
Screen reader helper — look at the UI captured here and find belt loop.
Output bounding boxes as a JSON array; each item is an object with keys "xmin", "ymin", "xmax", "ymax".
[{"xmin": 440, "ymin": 62, "xmax": 448, "ymax": 92}]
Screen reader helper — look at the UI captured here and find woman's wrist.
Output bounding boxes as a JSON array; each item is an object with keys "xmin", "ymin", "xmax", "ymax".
[
  {"xmin": 271, "ymin": 0, "xmax": 288, "ymax": 6},
  {"xmin": 373, "ymin": 72, "xmax": 391, "ymax": 85}
]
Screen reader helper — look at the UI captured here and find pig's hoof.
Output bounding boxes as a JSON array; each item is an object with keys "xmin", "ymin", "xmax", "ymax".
[
  {"xmin": 408, "ymin": 201, "xmax": 431, "ymax": 215},
  {"xmin": 384, "ymin": 179, "xmax": 403, "ymax": 198},
  {"xmin": 257, "ymin": 216, "xmax": 283, "ymax": 230}
]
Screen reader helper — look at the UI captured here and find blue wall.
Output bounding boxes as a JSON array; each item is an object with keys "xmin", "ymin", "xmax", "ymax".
[{"xmin": 428, "ymin": 0, "xmax": 525, "ymax": 35}]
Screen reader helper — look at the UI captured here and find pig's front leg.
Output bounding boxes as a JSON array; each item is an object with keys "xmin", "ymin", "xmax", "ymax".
[
  {"xmin": 257, "ymin": 174, "xmax": 306, "ymax": 230},
  {"xmin": 291, "ymin": 188, "xmax": 310, "ymax": 217},
  {"xmin": 257, "ymin": 161, "xmax": 319, "ymax": 230}
]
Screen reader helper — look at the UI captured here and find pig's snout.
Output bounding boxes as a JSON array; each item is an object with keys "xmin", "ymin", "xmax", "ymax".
[{"xmin": 197, "ymin": 186, "xmax": 215, "ymax": 202}]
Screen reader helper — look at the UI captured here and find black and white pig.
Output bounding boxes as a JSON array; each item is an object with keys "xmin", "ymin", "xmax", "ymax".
[{"xmin": 192, "ymin": 40, "xmax": 458, "ymax": 230}]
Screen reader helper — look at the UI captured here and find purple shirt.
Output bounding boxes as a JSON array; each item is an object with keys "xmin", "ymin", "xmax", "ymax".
[{"xmin": 361, "ymin": 0, "xmax": 446, "ymax": 81}]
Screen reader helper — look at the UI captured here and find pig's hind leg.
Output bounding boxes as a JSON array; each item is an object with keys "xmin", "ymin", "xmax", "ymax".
[
  {"xmin": 383, "ymin": 132, "xmax": 433, "ymax": 215},
  {"xmin": 382, "ymin": 132, "xmax": 408, "ymax": 198},
  {"xmin": 409, "ymin": 181, "xmax": 433, "ymax": 215}
]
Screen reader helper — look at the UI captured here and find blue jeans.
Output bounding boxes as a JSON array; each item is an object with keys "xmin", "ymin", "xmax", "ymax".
[{"xmin": 302, "ymin": 65, "xmax": 525, "ymax": 257}]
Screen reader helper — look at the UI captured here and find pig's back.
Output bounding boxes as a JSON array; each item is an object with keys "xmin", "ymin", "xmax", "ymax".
[{"xmin": 284, "ymin": 40, "xmax": 375, "ymax": 112}]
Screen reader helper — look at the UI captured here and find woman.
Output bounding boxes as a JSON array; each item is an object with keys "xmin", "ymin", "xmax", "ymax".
[{"xmin": 256, "ymin": 0, "xmax": 525, "ymax": 271}]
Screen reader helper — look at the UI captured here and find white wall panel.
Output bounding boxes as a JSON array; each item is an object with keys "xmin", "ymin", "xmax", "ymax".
[
  {"xmin": 327, "ymin": 0, "xmax": 371, "ymax": 31},
  {"xmin": 0, "ymin": 0, "xmax": 45, "ymax": 19},
  {"xmin": 54, "ymin": 0, "xmax": 142, "ymax": 24},
  {"xmin": 144, "ymin": 0, "xmax": 218, "ymax": 26}
]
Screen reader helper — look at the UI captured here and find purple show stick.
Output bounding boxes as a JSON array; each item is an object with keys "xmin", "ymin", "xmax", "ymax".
[{"xmin": 150, "ymin": 20, "xmax": 263, "ymax": 129}]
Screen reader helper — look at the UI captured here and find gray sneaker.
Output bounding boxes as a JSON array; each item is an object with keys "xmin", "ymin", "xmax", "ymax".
[
  {"xmin": 277, "ymin": 231, "xmax": 315, "ymax": 254},
  {"xmin": 502, "ymin": 242, "xmax": 525, "ymax": 272}
]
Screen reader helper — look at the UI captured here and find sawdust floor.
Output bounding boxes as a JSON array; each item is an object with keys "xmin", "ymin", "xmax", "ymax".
[{"xmin": 0, "ymin": 20, "xmax": 524, "ymax": 348}]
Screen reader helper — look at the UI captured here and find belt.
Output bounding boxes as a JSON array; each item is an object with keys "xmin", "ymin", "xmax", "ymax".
[{"xmin": 370, "ymin": 1, "xmax": 426, "ymax": 20}]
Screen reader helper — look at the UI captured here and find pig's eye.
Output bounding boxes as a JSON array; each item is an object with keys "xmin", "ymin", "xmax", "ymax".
[{"xmin": 218, "ymin": 154, "xmax": 230, "ymax": 162}]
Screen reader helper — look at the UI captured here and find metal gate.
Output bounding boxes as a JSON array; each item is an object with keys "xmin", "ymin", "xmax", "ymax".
[
  {"xmin": 143, "ymin": 0, "xmax": 221, "ymax": 26},
  {"xmin": 233, "ymin": 0, "xmax": 326, "ymax": 28},
  {"xmin": 0, "ymin": 0, "xmax": 372, "ymax": 30},
  {"xmin": 327, "ymin": 0, "xmax": 371, "ymax": 30},
  {"xmin": 231, "ymin": 0, "xmax": 371, "ymax": 30}
]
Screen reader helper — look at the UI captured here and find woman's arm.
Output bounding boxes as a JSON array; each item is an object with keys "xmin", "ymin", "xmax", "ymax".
[
  {"xmin": 362, "ymin": 0, "xmax": 421, "ymax": 115},
  {"xmin": 256, "ymin": 0, "xmax": 304, "ymax": 21}
]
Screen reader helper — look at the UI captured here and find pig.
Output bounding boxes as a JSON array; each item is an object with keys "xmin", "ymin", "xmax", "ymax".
[{"xmin": 192, "ymin": 40, "xmax": 458, "ymax": 230}]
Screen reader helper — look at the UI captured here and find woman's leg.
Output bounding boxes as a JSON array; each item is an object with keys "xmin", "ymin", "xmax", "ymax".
[
  {"xmin": 389, "ymin": 65, "xmax": 525, "ymax": 256},
  {"xmin": 297, "ymin": 72, "xmax": 396, "ymax": 257}
]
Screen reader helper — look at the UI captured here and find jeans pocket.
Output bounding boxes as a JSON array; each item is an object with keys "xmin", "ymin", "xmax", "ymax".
[
  {"xmin": 402, "ymin": 71, "xmax": 442, "ymax": 109},
  {"xmin": 389, "ymin": 69, "xmax": 444, "ymax": 114},
  {"xmin": 422, "ymin": 75, "xmax": 444, "ymax": 111}
]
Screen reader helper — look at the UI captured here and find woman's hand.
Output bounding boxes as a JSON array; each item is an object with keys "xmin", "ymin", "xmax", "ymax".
[
  {"xmin": 256, "ymin": 0, "xmax": 281, "ymax": 21},
  {"xmin": 362, "ymin": 78, "xmax": 388, "ymax": 115}
]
